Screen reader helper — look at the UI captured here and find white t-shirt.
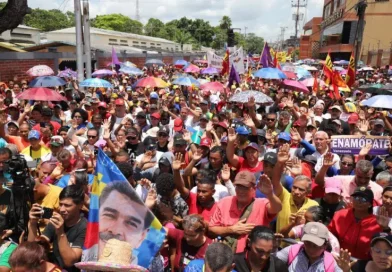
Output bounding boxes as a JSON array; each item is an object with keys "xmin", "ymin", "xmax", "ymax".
[
  {"xmin": 191, "ymin": 184, "xmax": 229, "ymax": 202},
  {"xmin": 314, "ymin": 150, "xmax": 341, "ymax": 172}
]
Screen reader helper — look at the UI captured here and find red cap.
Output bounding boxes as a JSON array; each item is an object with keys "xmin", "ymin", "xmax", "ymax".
[
  {"xmin": 174, "ymin": 118, "xmax": 184, "ymax": 132},
  {"xmin": 151, "ymin": 112, "xmax": 161, "ymax": 119},
  {"xmin": 200, "ymin": 137, "xmax": 212, "ymax": 147},
  {"xmin": 98, "ymin": 102, "xmax": 107, "ymax": 108},
  {"xmin": 293, "ymin": 120, "xmax": 301, "ymax": 127},
  {"xmin": 115, "ymin": 99, "xmax": 125, "ymax": 106},
  {"xmin": 348, "ymin": 113, "xmax": 359, "ymax": 124},
  {"xmin": 214, "ymin": 122, "xmax": 228, "ymax": 130}
]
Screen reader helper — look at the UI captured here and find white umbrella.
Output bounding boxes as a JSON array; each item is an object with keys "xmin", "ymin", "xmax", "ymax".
[
  {"xmin": 300, "ymin": 64, "xmax": 318, "ymax": 71},
  {"xmin": 361, "ymin": 95, "xmax": 392, "ymax": 109},
  {"xmin": 359, "ymin": 67, "xmax": 374, "ymax": 72}
]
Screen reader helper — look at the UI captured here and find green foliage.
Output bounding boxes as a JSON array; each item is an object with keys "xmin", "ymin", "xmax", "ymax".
[
  {"xmin": 245, "ymin": 33, "xmax": 264, "ymax": 54},
  {"xmin": 23, "ymin": 8, "xmax": 75, "ymax": 31},
  {"xmin": 219, "ymin": 16, "xmax": 232, "ymax": 30},
  {"xmin": 91, "ymin": 14, "xmax": 143, "ymax": 34},
  {"xmin": 174, "ymin": 30, "xmax": 195, "ymax": 50}
]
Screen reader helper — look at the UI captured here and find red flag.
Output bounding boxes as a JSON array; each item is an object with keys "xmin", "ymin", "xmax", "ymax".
[
  {"xmin": 323, "ymin": 52, "xmax": 333, "ymax": 85},
  {"xmin": 346, "ymin": 52, "xmax": 355, "ymax": 87},
  {"xmin": 221, "ymin": 49, "xmax": 230, "ymax": 76},
  {"xmin": 273, "ymin": 51, "xmax": 281, "ymax": 70},
  {"xmin": 312, "ymin": 73, "xmax": 319, "ymax": 95}
]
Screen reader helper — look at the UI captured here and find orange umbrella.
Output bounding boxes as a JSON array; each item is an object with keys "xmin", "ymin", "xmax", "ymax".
[{"xmin": 136, "ymin": 76, "xmax": 168, "ymax": 88}]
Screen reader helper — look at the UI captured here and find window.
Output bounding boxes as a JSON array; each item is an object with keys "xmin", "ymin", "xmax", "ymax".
[
  {"xmin": 157, "ymin": 43, "xmax": 161, "ymax": 46},
  {"xmin": 141, "ymin": 42, "xmax": 146, "ymax": 44},
  {"xmin": 109, "ymin": 38, "xmax": 117, "ymax": 42},
  {"xmin": 150, "ymin": 43, "xmax": 155, "ymax": 46},
  {"xmin": 132, "ymin": 41, "xmax": 139, "ymax": 44},
  {"xmin": 120, "ymin": 40, "xmax": 127, "ymax": 43},
  {"xmin": 108, "ymin": 43, "xmax": 118, "ymax": 45},
  {"xmin": 10, "ymin": 32, "xmax": 32, "ymax": 38},
  {"xmin": 120, "ymin": 44, "xmax": 128, "ymax": 46}
]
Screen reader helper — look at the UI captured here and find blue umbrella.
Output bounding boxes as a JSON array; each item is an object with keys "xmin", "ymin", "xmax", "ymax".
[
  {"xmin": 295, "ymin": 67, "xmax": 312, "ymax": 78},
  {"xmin": 28, "ymin": 76, "xmax": 66, "ymax": 87},
  {"xmin": 174, "ymin": 60, "xmax": 188, "ymax": 66},
  {"xmin": 119, "ymin": 66, "xmax": 143, "ymax": 75},
  {"xmin": 253, "ymin": 68, "xmax": 287, "ymax": 79},
  {"xmin": 172, "ymin": 76, "xmax": 200, "ymax": 87},
  {"xmin": 145, "ymin": 59, "xmax": 165, "ymax": 66},
  {"xmin": 361, "ymin": 95, "xmax": 392, "ymax": 109},
  {"xmin": 80, "ymin": 78, "xmax": 113, "ymax": 88}
]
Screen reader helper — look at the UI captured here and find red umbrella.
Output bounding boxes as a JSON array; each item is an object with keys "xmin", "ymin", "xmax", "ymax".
[
  {"xmin": 136, "ymin": 76, "xmax": 168, "ymax": 88},
  {"xmin": 283, "ymin": 71, "xmax": 297, "ymax": 79},
  {"xmin": 282, "ymin": 79, "xmax": 309, "ymax": 93},
  {"xmin": 201, "ymin": 82, "xmax": 225, "ymax": 92},
  {"xmin": 16, "ymin": 87, "xmax": 67, "ymax": 101}
]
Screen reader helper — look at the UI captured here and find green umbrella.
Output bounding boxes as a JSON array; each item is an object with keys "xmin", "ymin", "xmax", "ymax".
[{"xmin": 358, "ymin": 83, "xmax": 392, "ymax": 95}]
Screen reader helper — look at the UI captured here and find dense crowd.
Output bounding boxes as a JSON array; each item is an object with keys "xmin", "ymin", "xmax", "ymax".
[{"xmin": 0, "ymin": 63, "xmax": 392, "ymax": 272}]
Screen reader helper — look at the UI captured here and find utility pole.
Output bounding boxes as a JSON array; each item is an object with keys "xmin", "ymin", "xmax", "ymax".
[
  {"xmin": 136, "ymin": 0, "xmax": 140, "ymax": 21},
  {"xmin": 82, "ymin": 0, "xmax": 92, "ymax": 78},
  {"xmin": 280, "ymin": 27, "xmax": 288, "ymax": 50},
  {"xmin": 354, "ymin": 0, "xmax": 367, "ymax": 70},
  {"xmin": 244, "ymin": 26, "xmax": 248, "ymax": 39},
  {"xmin": 74, "ymin": 0, "xmax": 84, "ymax": 82},
  {"xmin": 292, "ymin": 0, "xmax": 307, "ymax": 47}
]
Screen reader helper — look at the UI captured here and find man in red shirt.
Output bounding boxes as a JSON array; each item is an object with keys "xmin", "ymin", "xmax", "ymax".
[{"xmin": 172, "ymin": 152, "xmax": 216, "ymax": 222}]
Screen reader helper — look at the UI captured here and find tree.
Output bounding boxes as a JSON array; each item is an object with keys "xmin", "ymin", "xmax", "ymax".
[
  {"xmin": 211, "ymin": 27, "xmax": 227, "ymax": 50},
  {"xmin": 174, "ymin": 30, "xmax": 194, "ymax": 51},
  {"xmin": 144, "ymin": 18, "xmax": 165, "ymax": 37},
  {"xmin": 0, "ymin": 0, "xmax": 30, "ymax": 34},
  {"xmin": 245, "ymin": 33, "xmax": 264, "ymax": 54},
  {"xmin": 91, "ymin": 14, "xmax": 143, "ymax": 34},
  {"xmin": 219, "ymin": 15, "xmax": 232, "ymax": 30},
  {"xmin": 23, "ymin": 9, "xmax": 75, "ymax": 31}
]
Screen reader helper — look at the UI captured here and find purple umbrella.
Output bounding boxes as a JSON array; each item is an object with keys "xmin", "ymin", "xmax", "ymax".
[
  {"xmin": 92, "ymin": 69, "xmax": 116, "ymax": 77},
  {"xmin": 201, "ymin": 67, "xmax": 219, "ymax": 75},
  {"xmin": 58, "ymin": 69, "xmax": 77, "ymax": 78}
]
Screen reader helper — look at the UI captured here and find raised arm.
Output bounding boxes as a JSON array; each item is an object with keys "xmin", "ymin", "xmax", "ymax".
[
  {"xmin": 226, "ymin": 127, "xmax": 240, "ymax": 168},
  {"xmin": 257, "ymin": 174, "xmax": 282, "ymax": 214},
  {"xmin": 272, "ymin": 144, "xmax": 291, "ymax": 197},
  {"xmin": 172, "ymin": 152, "xmax": 189, "ymax": 199},
  {"xmin": 315, "ymin": 152, "xmax": 336, "ymax": 186},
  {"xmin": 0, "ymin": 113, "xmax": 9, "ymax": 141}
]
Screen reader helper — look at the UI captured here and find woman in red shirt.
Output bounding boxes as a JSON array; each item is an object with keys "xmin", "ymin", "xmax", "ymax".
[{"xmin": 328, "ymin": 187, "xmax": 388, "ymax": 260}]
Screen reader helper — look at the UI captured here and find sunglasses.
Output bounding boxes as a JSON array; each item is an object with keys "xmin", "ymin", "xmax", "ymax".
[
  {"xmin": 266, "ymin": 118, "xmax": 275, "ymax": 122},
  {"xmin": 128, "ymin": 136, "xmax": 138, "ymax": 140},
  {"xmin": 87, "ymin": 135, "xmax": 97, "ymax": 139},
  {"xmin": 158, "ymin": 133, "xmax": 168, "ymax": 137},
  {"xmin": 341, "ymin": 161, "xmax": 354, "ymax": 167},
  {"xmin": 353, "ymin": 196, "xmax": 368, "ymax": 203}
]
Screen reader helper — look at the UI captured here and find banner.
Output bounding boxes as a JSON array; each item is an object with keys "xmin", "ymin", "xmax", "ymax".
[
  {"xmin": 230, "ymin": 46, "xmax": 245, "ymax": 74},
  {"xmin": 331, "ymin": 135, "xmax": 390, "ymax": 155},
  {"xmin": 207, "ymin": 51, "xmax": 223, "ymax": 69},
  {"xmin": 82, "ymin": 149, "xmax": 165, "ymax": 268},
  {"xmin": 276, "ymin": 51, "xmax": 287, "ymax": 63}
]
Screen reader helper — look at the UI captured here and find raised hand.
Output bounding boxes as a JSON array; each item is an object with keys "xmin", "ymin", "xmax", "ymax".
[
  {"xmin": 323, "ymin": 152, "xmax": 336, "ymax": 167},
  {"xmin": 243, "ymin": 114, "xmax": 255, "ymax": 128},
  {"xmin": 286, "ymin": 157, "xmax": 302, "ymax": 177},
  {"xmin": 335, "ymin": 249, "xmax": 356, "ymax": 272},
  {"xmin": 206, "ymin": 122, "xmax": 213, "ymax": 133},
  {"xmin": 265, "ymin": 129, "xmax": 273, "ymax": 140},
  {"xmin": 162, "ymin": 105, "xmax": 169, "ymax": 112},
  {"xmin": 71, "ymin": 118, "xmax": 78, "ymax": 130},
  {"xmin": 183, "ymin": 130, "xmax": 191, "ymax": 143},
  {"xmin": 0, "ymin": 113, "xmax": 7, "ymax": 126},
  {"xmin": 359, "ymin": 143, "xmax": 372, "ymax": 157},
  {"xmin": 172, "ymin": 152, "xmax": 183, "ymax": 171},
  {"xmin": 145, "ymin": 188, "xmax": 157, "ymax": 209},
  {"xmin": 192, "ymin": 149, "xmax": 203, "ymax": 162},
  {"xmin": 221, "ymin": 164, "xmax": 231, "ymax": 182},
  {"xmin": 357, "ymin": 120, "xmax": 369, "ymax": 133},
  {"xmin": 142, "ymin": 151, "xmax": 153, "ymax": 164},
  {"xmin": 257, "ymin": 174, "xmax": 274, "ymax": 197},
  {"xmin": 290, "ymin": 127, "xmax": 301, "ymax": 142},
  {"xmin": 286, "ymin": 97, "xmax": 294, "ymax": 108},
  {"xmin": 277, "ymin": 143, "xmax": 290, "ymax": 163},
  {"xmin": 247, "ymin": 96, "xmax": 256, "ymax": 108},
  {"xmin": 59, "ymin": 111, "xmax": 66, "ymax": 122},
  {"xmin": 227, "ymin": 127, "xmax": 237, "ymax": 142},
  {"xmin": 307, "ymin": 108, "xmax": 314, "ymax": 118},
  {"xmin": 377, "ymin": 206, "xmax": 390, "ymax": 229},
  {"xmin": 120, "ymin": 116, "xmax": 129, "ymax": 126},
  {"xmin": 24, "ymin": 103, "xmax": 31, "ymax": 113}
]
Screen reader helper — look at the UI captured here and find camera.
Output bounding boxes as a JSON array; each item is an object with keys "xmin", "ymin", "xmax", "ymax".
[{"xmin": 3, "ymin": 155, "xmax": 35, "ymax": 190}]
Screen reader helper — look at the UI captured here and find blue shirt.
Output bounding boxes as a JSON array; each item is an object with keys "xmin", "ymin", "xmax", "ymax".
[{"xmin": 56, "ymin": 174, "xmax": 95, "ymax": 188}]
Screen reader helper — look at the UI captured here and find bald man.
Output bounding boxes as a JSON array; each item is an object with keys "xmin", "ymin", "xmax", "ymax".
[{"xmin": 312, "ymin": 131, "xmax": 340, "ymax": 172}]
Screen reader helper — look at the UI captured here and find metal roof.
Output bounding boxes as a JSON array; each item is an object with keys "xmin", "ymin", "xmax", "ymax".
[
  {"xmin": 0, "ymin": 42, "xmax": 26, "ymax": 52},
  {"xmin": 47, "ymin": 27, "xmax": 177, "ymax": 44}
]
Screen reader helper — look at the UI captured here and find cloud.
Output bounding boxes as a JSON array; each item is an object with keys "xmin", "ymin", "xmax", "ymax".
[{"xmin": 28, "ymin": 0, "xmax": 323, "ymax": 40}]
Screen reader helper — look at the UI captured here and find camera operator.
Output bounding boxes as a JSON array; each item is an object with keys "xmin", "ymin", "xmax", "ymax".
[{"xmin": 28, "ymin": 185, "xmax": 87, "ymax": 272}]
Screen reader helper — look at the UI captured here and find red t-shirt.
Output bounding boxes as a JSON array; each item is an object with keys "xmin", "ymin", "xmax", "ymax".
[
  {"xmin": 33, "ymin": 121, "xmax": 61, "ymax": 135},
  {"xmin": 186, "ymin": 192, "xmax": 217, "ymax": 223},
  {"xmin": 168, "ymin": 228, "xmax": 212, "ymax": 271},
  {"xmin": 237, "ymin": 156, "xmax": 263, "ymax": 174}
]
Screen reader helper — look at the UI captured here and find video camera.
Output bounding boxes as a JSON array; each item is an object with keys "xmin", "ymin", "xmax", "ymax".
[{"xmin": 3, "ymin": 155, "xmax": 35, "ymax": 191}]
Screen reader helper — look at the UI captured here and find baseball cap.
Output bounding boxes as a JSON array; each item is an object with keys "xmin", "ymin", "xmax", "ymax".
[
  {"xmin": 173, "ymin": 118, "xmax": 184, "ymax": 132},
  {"xmin": 371, "ymin": 233, "xmax": 392, "ymax": 247},
  {"xmin": 234, "ymin": 171, "xmax": 256, "ymax": 188},
  {"xmin": 136, "ymin": 111, "xmax": 147, "ymax": 118},
  {"xmin": 348, "ymin": 113, "xmax": 359, "ymax": 124},
  {"xmin": 50, "ymin": 135, "xmax": 64, "ymax": 147},
  {"xmin": 200, "ymin": 137, "xmax": 212, "ymax": 148},
  {"xmin": 264, "ymin": 152, "xmax": 277, "ymax": 165},
  {"xmin": 374, "ymin": 119, "xmax": 385, "ymax": 127},
  {"xmin": 345, "ymin": 102, "xmax": 357, "ymax": 113},
  {"xmin": 98, "ymin": 102, "xmax": 107, "ymax": 108},
  {"xmin": 200, "ymin": 114, "xmax": 209, "ymax": 121},
  {"xmin": 7, "ymin": 121, "xmax": 19, "ymax": 128},
  {"xmin": 214, "ymin": 122, "xmax": 228, "ymax": 130},
  {"xmin": 245, "ymin": 142, "xmax": 260, "ymax": 152},
  {"xmin": 145, "ymin": 127, "xmax": 159, "ymax": 138},
  {"xmin": 115, "ymin": 98, "xmax": 125, "ymax": 106},
  {"xmin": 151, "ymin": 112, "xmax": 161, "ymax": 119},
  {"xmin": 257, "ymin": 129, "xmax": 266, "ymax": 138},
  {"xmin": 302, "ymin": 154, "xmax": 317, "ymax": 165},
  {"xmin": 173, "ymin": 134, "xmax": 187, "ymax": 146},
  {"xmin": 8, "ymin": 104, "xmax": 18, "ymax": 109},
  {"xmin": 302, "ymin": 222, "xmax": 329, "ymax": 246},
  {"xmin": 159, "ymin": 156, "xmax": 171, "ymax": 167},
  {"xmin": 236, "ymin": 126, "xmax": 249, "ymax": 135},
  {"xmin": 331, "ymin": 105, "xmax": 343, "ymax": 112},
  {"xmin": 28, "ymin": 130, "xmax": 40, "ymax": 140},
  {"xmin": 351, "ymin": 186, "xmax": 374, "ymax": 203},
  {"xmin": 325, "ymin": 177, "xmax": 342, "ymax": 195},
  {"xmin": 150, "ymin": 92, "xmax": 159, "ymax": 99},
  {"xmin": 143, "ymin": 136, "xmax": 157, "ymax": 150},
  {"xmin": 278, "ymin": 132, "xmax": 291, "ymax": 142},
  {"xmin": 158, "ymin": 126, "xmax": 170, "ymax": 135}
]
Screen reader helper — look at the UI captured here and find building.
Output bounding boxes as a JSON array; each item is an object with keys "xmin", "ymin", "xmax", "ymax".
[
  {"xmin": 319, "ymin": 0, "xmax": 392, "ymax": 65},
  {"xmin": 0, "ymin": 24, "xmax": 40, "ymax": 46},
  {"xmin": 299, "ymin": 17, "xmax": 323, "ymax": 59},
  {"xmin": 44, "ymin": 27, "xmax": 192, "ymax": 53}
]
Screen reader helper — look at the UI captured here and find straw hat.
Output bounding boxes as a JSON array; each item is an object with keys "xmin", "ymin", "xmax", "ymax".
[{"xmin": 75, "ymin": 239, "xmax": 147, "ymax": 271}]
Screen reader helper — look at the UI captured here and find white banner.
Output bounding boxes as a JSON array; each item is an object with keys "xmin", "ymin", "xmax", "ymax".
[
  {"xmin": 230, "ymin": 47, "xmax": 245, "ymax": 74},
  {"xmin": 207, "ymin": 51, "xmax": 223, "ymax": 69}
]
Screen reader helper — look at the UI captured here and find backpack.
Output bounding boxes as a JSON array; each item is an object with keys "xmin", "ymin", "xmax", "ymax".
[{"xmin": 288, "ymin": 244, "xmax": 335, "ymax": 272}]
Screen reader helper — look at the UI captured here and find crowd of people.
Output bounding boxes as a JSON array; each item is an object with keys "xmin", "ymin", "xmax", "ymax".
[{"xmin": 0, "ymin": 62, "xmax": 392, "ymax": 272}]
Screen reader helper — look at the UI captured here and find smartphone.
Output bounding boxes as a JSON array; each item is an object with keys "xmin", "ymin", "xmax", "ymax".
[{"xmin": 41, "ymin": 207, "xmax": 53, "ymax": 219}]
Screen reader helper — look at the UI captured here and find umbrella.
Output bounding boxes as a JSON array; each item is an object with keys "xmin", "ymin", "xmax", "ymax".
[
  {"xmin": 281, "ymin": 64, "xmax": 296, "ymax": 73},
  {"xmin": 26, "ymin": 65, "xmax": 54, "ymax": 77},
  {"xmin": 229, "ymin": 90, "xmax": 273, "ymax": 104},
  {"xmin": 383, "ymin": 83, "xmax": 392, "ymax": 90},
  {"xmin": 340, "ymin": 69, "xmax": 348, "ymax": 75},
  {"xmin": 300, "ymin": 78, "xmax": 326, "ymax": 87},
  {"xmin": 145, "ymin": 59, "xmax": 165, "ymax": 66},
  {"xmin": 184, "ymin": 64, "xmax": 200, "ymax": 73},
  {"xmin": 358, "ymin": 83, "xmax": 392, "ymax": 95},
  {"xmin": 282, "ymin": 79, "xmax": 309, "ymax": 93},
  {"xmin": 92, "ymin": 69, "xmax": 116, "ymax": 77},
  {"xmin": 119, "ymin": 66, "xmax": 143, "ymax": 75},
  {"xmin": 361, "ymin": 95, "xmax": 392, "ymax": 109},
  {"xmin": 16, "ymin": 87, "xmax": 67, "ymax": 101},
  {"xmin": 333, "ymin": 66, "xmax": 345, "ymax": 71},
  {"xmin": 136, "ymin": 76, "xmax": 168, "ymax": 88},
  {"xmin": 121, "ymin": 61, "xmax": 136, "ymax": 67},
  {"xmin": 107, "ymin": 61, "xmax": 123, "ymax": 67},
  {"xmin": 28, "ymin": 76, "xmax": 66, "ymax": 87},
  {"xmin": 295, "ymin": 67, "xmax": 312, "ymax": 79},
  {"xmin": 283, "ymin": 71, "xmax": 297, "ymax": 79},
  {"xmin": 198, "ymin": 79, "xmax": 209, "ymax": 85},
  {"xmin": 253, "ymin": 68, "xmax": 287, "ymax": 79},
  {"xmin": 201, "ymin": 82, "xmax": 225, "ymax": 92},
  {"xmin": 174, "ymin": 60, "xmax": 188, "ymax": 67},
  {"xmin": 301, "ymin": 64, "xmax": 318, "ymax": 71},
  {"xmin": 58, "ymin": 69, "xmax": 77, "ymax": 78},
  {"xmin": 80, "ymin": 78, "xmax": 113, "ymax": 88},
  {"xmin": 201, "ymin": 67, "xmax": 219, "ymax": 75},
  {"xmin": 172, "ymin": 76, "xmax": 200, "ymax": 87},
  {"xmin": 358, "ymin": 67, "xmax": 374, "ymax": 71}
]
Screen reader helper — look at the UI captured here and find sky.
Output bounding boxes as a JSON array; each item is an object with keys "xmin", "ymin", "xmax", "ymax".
[{"xmin": 27, "ymin": 0, "xmax": 324, "ymax": 42}]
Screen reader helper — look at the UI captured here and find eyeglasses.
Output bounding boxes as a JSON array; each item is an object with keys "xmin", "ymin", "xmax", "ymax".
[
  {"xmin": 266, "ymin": 118, "xmax": 275, "ymax": 122},
  {"xmin": 353, "ymin": 196, "xmax": 368, "ymax": 203},
  {"xmin": 158, "ymin": 133, "xmax": 168, "ymax": 137},
  {"xmin": 341, "ymin": 161, "xmax": 354, "ymax": 167},
  {"xmin": 87, "ymin": 135, "xmax": 97, "ymax": 139},
  {"xmin": 128, "ymin": 136, "xmax": 137, "ymax": 140},
  {"xmin": 74, "ymin": 115, "xmax": 82, "ymax": 119},
  {"xmin": 371, "ymin": 247, "xmax": 392, "ymax": 256}
]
